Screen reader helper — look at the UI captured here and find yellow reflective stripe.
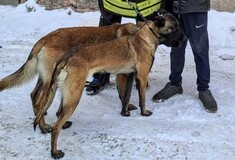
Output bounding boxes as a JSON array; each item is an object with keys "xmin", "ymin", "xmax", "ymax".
[
  {"xmin": 104, "ymin": 0, "xmax": 162, "ymax": 10},
  {"xmin": 103, "ymin": 0, "xmax": 162, "ymax": 17},
  {"xmin": 137, "ymin": 0, "xmax": 161, "ymax": 10},
  {"xmin": 104, "ymin": 0, "xmax": 137, "ymax": 17},
  {"xmin": 139, "ymin": 3, "xmax": 161, "ymax": 17},
  {"xmin": 105, "ymin": 0, "xmax": 136, "ymax": 9}
]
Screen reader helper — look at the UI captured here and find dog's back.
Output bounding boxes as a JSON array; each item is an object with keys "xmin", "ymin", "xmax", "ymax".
[
  {"xmin": 0, "ymin": 23, "xmax": 139, "ymax": 93},
  {"xmin": 41, "ymin": 23, "xmax": 139, "ymax": 53}
]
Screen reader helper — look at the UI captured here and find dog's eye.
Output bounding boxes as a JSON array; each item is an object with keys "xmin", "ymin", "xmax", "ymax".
[{"xmin": 169, "ymin": 26, "xmax": 177, "ymax": 32}]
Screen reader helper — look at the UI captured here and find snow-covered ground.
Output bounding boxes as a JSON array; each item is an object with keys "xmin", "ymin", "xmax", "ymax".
[{"xmin": 0, "ymin": 0, "xmax": 235, "ymax": 159}]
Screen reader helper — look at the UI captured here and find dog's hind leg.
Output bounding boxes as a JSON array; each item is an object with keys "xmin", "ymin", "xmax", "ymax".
[
  {"xmin": 31, "ymin": 78, "xmax": 56, "ymax": 133},
  {"xmin": 34, "ymin": 79, "xmax": 55, "ymax": 133},
  {"xmin": 51, "ymin": 69, "xmax": 87, "ymax": 159},
  {"xmin": 116, "ymin": 73, "xmax": 137, "ymax": 116},
  {"xmin": 51, "ymin": 103, "xmax": 78, "ymax": 159},
  {"xmin": 31, "ymin": 78, "xmax": 43, "ymax": 115}
]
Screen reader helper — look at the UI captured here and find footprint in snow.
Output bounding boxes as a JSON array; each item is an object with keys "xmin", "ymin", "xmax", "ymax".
[{"xmin": 219, "ymin": 54, "xmax": 235, "ymax": 61}]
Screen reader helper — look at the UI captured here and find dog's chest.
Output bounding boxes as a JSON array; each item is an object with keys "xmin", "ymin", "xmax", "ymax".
[
  {"xmin": 110, "ymin": 66, "xmax": 136, "ymax": 74},
  {"xmin": 106, "ymin": 61, "xmax": 136, "ymax": 74}
]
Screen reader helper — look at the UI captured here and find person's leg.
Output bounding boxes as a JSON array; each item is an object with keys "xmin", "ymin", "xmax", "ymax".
[
  {"xmin": 169, "ymin": 39, "xmax": 187, "ymax": 86},
  {"xmin": 99, "ymin": 10, "xmax": 122, "ymax": 26},
  {"xmin": 183, "ymin": 13, "xmax": 217, "ymax": 112},
  {"xmin": 183, "ymin": 13, "xmax": 210, "ymax": 91},
  {"xmin": 152, "ymin": 15, "xmax": 187, "ymax": 101},
  {"xmin": 152, "ymin": 40, "xmax": 186, "ymax": 101}
]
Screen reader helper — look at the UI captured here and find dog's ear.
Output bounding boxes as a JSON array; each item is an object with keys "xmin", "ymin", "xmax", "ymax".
[
  {"xmin": 154, "ymin": 17, "xmax": 165, "ymax": 28},
  {"xmin": 156, "ymin": 9, "xmax": 167, "ymax": 14}
]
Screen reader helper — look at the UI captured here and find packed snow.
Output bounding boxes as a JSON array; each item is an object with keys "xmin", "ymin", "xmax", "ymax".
[{"xmin": 0, "ymin": 0, "xmax": 235, "ymax": 159}]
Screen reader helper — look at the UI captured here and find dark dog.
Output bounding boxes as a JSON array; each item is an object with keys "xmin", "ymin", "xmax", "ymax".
[{"xmin": 34, "ymin": 11, "xmax": 184, "ymax": 159}]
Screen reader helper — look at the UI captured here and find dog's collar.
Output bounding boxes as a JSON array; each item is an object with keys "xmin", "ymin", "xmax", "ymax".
[{"xmin": 148, "ymin": 27, "xmax": 161, "ymax": 39}]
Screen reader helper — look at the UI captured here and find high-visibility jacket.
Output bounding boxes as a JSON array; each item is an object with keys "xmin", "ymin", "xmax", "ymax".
[{"xmin": 103, "ymin": 0, "xmax": 162, "ymax": 18}]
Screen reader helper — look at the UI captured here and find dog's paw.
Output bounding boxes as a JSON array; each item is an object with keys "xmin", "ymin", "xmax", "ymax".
[
  {"xmin": 40, "ymin": 124, "xmax": 52, "ymax": 134},
  {"xmin": 141, "ymin": 110, "xmax": 153, "ymax": 116},
  {"xmin": 51, "ymin": 150, "xmax": 65, "ymax": 159},
  {"xmin": 121, "ymin": 110, "xmax": 130, "ymax": 117},
  {"xmin": 62, "ymin": 121, "xmax": 73, "ymax": 129}
]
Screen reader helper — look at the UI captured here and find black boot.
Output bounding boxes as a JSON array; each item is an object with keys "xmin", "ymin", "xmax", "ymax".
[
  {"xmin": 152, "ymin": 82, "xmax": 183, "ymax": 102},
  {"xmin": 86, "ymin": 73, "xmax": 110, "ymax": 95},
  {"xmin": 199, "ymin": 89, "xmax": 217, "ymax": 113}
]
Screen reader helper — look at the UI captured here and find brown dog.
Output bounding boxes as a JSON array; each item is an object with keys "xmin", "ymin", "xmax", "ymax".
[
  {"xmin": 34, "ymin": 11, "xmax": 184, "ymax": 159},
  {"xmin": 0, "ymin": 23, "xmax": 141, "ymax": 133},
  {"xmin": 0, "ymin": 10, "xmax": 184, "ymax": 134}
]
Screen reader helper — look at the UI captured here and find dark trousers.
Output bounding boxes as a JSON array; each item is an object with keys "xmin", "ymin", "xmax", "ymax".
[{"xmin": 169, "ymin": 12, "xmax": 210, "ymax": 91}]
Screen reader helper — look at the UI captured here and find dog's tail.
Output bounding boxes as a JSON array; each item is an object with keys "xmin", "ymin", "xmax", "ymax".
[
  {"xmin": 33, "ymin": 58, "xmax": 68, "ymax": 130},
  {"xmin": 0, "ymin": 40, "xmax": 45, "ymax": 92}
]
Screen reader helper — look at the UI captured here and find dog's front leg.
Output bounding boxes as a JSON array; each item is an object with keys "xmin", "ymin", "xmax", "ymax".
[
  {"xmin": 135, "ymin": 74, "xmax": 152, "ymax": 116},
  {"xmin": 116, "ymin": 73, "xmax": 137, "ymax": 116}
]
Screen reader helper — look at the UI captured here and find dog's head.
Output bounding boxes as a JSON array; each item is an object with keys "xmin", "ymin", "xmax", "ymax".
[{"xmin": 147, "ymin": 9, "xmax": 186, "ymax": 47}]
